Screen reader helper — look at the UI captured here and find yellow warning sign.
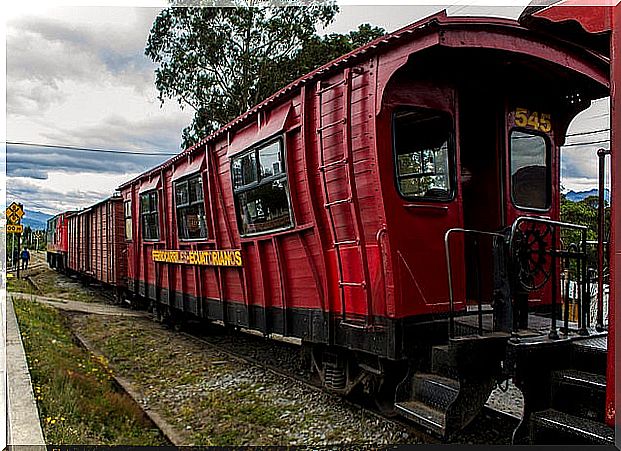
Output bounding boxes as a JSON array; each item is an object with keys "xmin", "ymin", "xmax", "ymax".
[
  {"xmin": 6, "ymin": 202, "xmax": 24, "ymax": 224},
  {"xmin": 7, "ymin": 224, "xmax": 23, "ymax": 234}
]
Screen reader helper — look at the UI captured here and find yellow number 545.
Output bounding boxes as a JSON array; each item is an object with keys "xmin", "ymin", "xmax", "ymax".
[{"xmin": 514, "ymin": 108, "xmax": 552, "ymax": 133}]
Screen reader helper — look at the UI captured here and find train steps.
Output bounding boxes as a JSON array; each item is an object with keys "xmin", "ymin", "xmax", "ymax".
[
  {"xmin": 529, "ymin": 409, "xmax": 614, "ymax": 445},
  {"xmin": 395, "ymin": 333, "xmax": 507, "ymax": 439},
  {"xmin": 523, "ymin": 334, "xmax": 614, "ymax": 445}
]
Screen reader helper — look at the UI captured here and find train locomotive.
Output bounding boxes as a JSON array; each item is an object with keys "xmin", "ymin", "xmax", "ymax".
[{"xmin": 46, "ymin": 10, "xmax": 615, "ymax": 444}]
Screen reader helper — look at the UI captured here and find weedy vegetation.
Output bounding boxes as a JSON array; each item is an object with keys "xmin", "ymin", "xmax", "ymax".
[{"xmin": 13, "ymin": 297, "xmax": 168, "ymax": 445}]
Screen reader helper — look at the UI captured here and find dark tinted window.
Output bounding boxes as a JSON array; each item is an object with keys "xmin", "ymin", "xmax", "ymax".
[
  {"xmin": 510, "ymin": 130, "xmax": 550, "ymax": 210},
  {"xmin": 175, "ymin": 174, "xmax": 208, "ymax": 240},
  {"xmin": 124, "ymin": 200, "xmax": 132, "ymax": 241},
  {"xmin": 232, "ymin": 138, "xmax": 293, "ymax": 236},
  {"xmin": 140, "ymin": 191, "xmax": 159, "ymax": 240},
  {"xmin": 393, "ymin": 108, "xmax": 454, "ymax": 200}
]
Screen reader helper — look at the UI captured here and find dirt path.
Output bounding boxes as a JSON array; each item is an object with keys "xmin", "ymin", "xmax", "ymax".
[{"xmin": 9, "ymin": 292, "xmax": 147, "ymax": 318}]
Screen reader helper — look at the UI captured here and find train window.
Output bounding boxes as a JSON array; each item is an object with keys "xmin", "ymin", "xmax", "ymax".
[
  {"xmin": 232, "ymin": 152, "xmax": 257, "ymax": 189},
  {"xmin": 510, "ymin": 130, "xmax": 550, "ymax": 210},
  {"xmin": 140, "ymin": 191, "xmax": 159, "ymax": 240},
  {"xmin": 124, "ymin": 200, "xmax": 132, "ymax": 241},
  {"xmin": 231, "ymin": 138, "xmax": 293, "ymax": 236},
  {"xmin": 258, "ymin": 141, "xmax": 283, "ymax": 178},
  {"xmin": 175, "ymin": 174, "xmax": 208, "ymax": 240},
  {"xmin": 393, "ymin": 108, "xmax": 454, "ymax": 201}
]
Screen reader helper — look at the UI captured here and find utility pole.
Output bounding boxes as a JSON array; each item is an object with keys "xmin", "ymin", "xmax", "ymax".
[
  {"xmin": 11, "ymin": 232, "xmax": 15, "ymax": 270},
  {"xmin": 16, "ymin": 232, "xmax": 21, "ymax": 280}
]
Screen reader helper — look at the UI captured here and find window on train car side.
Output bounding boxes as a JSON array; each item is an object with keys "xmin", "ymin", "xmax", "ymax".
[
  {"xmin": 140, "ymin": 191, "xmax": 159, "ymax": 240},
  {"xmin": 393, "ymin": 108, "xmax": 454, "ymax": 201},
  {"xmin": 175, "ymin": 174, "xmax": 208, "ymax": 240},
  {"xmin": 231, "ymin": 138, "xmax": 293, "ymax": 236},
  {"xmin": 510, "ymin": 130, "xmax": 551, "ymax": 210},
  {"xmin": 124, "ymin": 200, "xmax": 132, "ymax": 241}
]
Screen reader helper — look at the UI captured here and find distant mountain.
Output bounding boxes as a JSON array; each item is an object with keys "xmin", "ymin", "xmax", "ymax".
[
  {"xmin": 21, "ymin": 210, "xmax": 52, "ymax": 230},
  {"xmin": 565, "ymin": 188, "xmax": 610, "ymax": 203}
]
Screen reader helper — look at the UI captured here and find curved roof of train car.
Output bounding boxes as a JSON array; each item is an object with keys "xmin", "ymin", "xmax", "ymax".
[
  {"xmin": 118, "ymin": 9, "xmax": 609, "ymax": 190},
  {"xmin": 74, "ymin": 194, "xmax": 123, "ymax": 216}
]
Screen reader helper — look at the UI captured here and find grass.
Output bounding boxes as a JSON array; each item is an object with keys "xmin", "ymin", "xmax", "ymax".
[
  {"xmin": 74, "ymin": 314, "xmax": 297, "ymax": 446},
  {"xmin": 7, "ymin": 276, "xmax": 35, "ymax": 294},
  {"xmin": 13, "ymin": 296, "xmax": 169, "ymax": 445}
]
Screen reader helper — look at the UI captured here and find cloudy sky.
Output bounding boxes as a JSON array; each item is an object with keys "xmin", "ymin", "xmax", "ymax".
[{"xmin": 3, "ymin": 1, "xmax": 611, "ymax": 217}]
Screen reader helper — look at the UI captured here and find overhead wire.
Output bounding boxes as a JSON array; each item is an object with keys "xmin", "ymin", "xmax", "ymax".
[
  {"xmin": 566, "ymin": 128, "xmax": 609, "ymax": 137},
  {"xmin": 4, "ymin": 128, "xmax": 612, "ymax": 157},
  {"xmin": 562, "ymin": 138, "xmax": 610, "ymax": 147},
  {"xmin": 4, "ymin": 140, "xmax": 178, "ymax": 157}
]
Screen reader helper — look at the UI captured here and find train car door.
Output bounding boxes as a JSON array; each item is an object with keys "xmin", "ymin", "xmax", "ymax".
[
  {"xmin": 503, "ymin": 101, "xmax": 559, "ymax": 321},
  {"xmin": 382, "ymin": 79, "xmax": 465, "ymax": 317}
]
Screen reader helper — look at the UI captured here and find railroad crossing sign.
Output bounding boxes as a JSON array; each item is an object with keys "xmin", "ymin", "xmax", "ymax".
[
  {"xmin": 7, "ymin": 224, "xmax": 23, "ymax": 234},
  {"xmin": 6, "ymin": 202, "xmax": 24, "ymax": 225}
]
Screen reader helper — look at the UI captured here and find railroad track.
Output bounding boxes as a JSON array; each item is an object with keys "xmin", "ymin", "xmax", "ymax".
[
  {"xmin": 172, "ymin": 320, "xmax": 518, "ymax": 445},
  {"xmin": 177, "ymin": 327, "xmax": 437, "ymax": 444},
  {"xmin": 26, "ymin": 263, "xmax": 518, "ymax": 444}
]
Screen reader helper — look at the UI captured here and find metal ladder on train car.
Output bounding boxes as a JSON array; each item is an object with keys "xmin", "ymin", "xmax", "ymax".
[{"xmin": 316, "ymin": 67, "xmax": 374, "ymax": 329}]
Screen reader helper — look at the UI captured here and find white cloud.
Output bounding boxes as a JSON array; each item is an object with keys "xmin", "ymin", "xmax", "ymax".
[{"xmin": 7, "ymin": 171, "xmax": 141, "ymax": 215}]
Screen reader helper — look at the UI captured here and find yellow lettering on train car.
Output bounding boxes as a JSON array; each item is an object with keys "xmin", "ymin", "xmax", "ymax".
[{"xmin": 152, "ymin": 249, "xmax": 243, "ymax": 267}]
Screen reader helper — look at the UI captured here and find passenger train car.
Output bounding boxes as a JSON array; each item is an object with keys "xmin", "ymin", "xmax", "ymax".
[{"xmin": 46, "ymin": 9, "xmax": 617, "ymax": 444}]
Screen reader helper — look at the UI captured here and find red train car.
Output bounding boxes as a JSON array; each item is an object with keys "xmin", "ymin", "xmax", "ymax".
[
  {"xmin": 46, "ymin": 211, "xmax": 73, "ymax": 269},
  {"xmin": 38, "ymin": 9, "xmax": 615, "ymax": 444},
  {"xmin": 115, "ymin": 11, "xmax": 611, "ymax": 442},
  {"xmin": 66, "ymin": 196, "xmax": 128, "ymax": 296}
]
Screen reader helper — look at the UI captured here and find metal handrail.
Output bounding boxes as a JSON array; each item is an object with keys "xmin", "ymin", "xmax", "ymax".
[
  {"xmin": 444, "ymin": 228, "xmax": 506, "ymax": 338},
  {"xmin": 510, "ymin": 216, "xmax": 589, "ymax": 337},
  {"xmin": 508, "ymin": 216, "xmax": 587, "ymax": 257},
  {"xmin": 445, "ymin": 217, "xmax": 600, "ymax": 340}
]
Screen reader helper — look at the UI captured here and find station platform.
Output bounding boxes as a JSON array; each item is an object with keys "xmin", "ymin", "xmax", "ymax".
[{"xmin": 6, "ymin": 294, "xmax": 46, "ymax": 448}]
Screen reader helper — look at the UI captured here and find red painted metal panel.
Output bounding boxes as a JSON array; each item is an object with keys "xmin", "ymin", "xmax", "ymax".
[
  {"xmin": 531, "ymin": 0, "xmax": 614, "ymax": 34},
  {"xmin": 66, "ymin": 198, "xmax": 127, "ymax": 289},
  {"xmin": 47, "ymin": 212, "xmax": 71, "ymax": 254},
  {"xmin": 228, "ymin": 101, "xmax": 293, "ymax": 157},
  {"xmin": 171, "ymin": 155, "xmax": 205, "ymax": 182}
]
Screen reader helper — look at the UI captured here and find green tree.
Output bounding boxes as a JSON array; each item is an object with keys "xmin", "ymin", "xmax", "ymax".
[
  {"xmin": 560, "ymin": 194, "xmax": 610, "ymax": 270},
  {"xmin": 146, "ymin": 4, "xmax": 338, "ymax": 147},
  {"xmin": 146, "ymin": 5, "xmax": 385, "ymax": 149},
  {"xmin": 289, "ymin": 23, "xmax": 385, "ymax": 78}
]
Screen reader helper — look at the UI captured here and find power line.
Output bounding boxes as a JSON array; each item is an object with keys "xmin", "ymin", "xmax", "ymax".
[
  {"xmin": 5, "ymin": 141, "xmax": 178, "ymax": 156},
  {"xmin": 562, "ymin": 139, "xmax": 610, "ymax": 147},
  {"xmin": 566, "ymin": 128, "xmax": 609, "ymax": 137},
  {"xmin": 3, "ymin": 133, "xmax": 612, "ymax": 156}
]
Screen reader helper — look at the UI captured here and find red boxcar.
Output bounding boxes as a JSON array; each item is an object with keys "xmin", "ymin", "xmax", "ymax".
[
  {"xmin": 46, "ymin": 211, "xmax": 73, "ymax": 270},
  {"xmin": 45, "ymin": 10, "xmax": 611, "ymax": 443},
  {"xmin": 66, "ymin": 196, "xmax": 128, "ymax": 296}
]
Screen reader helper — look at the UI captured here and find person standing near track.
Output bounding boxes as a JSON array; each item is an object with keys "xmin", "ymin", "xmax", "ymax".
[{"xmin": 21, "ymin": 247, "xmax": 30, "ymax": 270}]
